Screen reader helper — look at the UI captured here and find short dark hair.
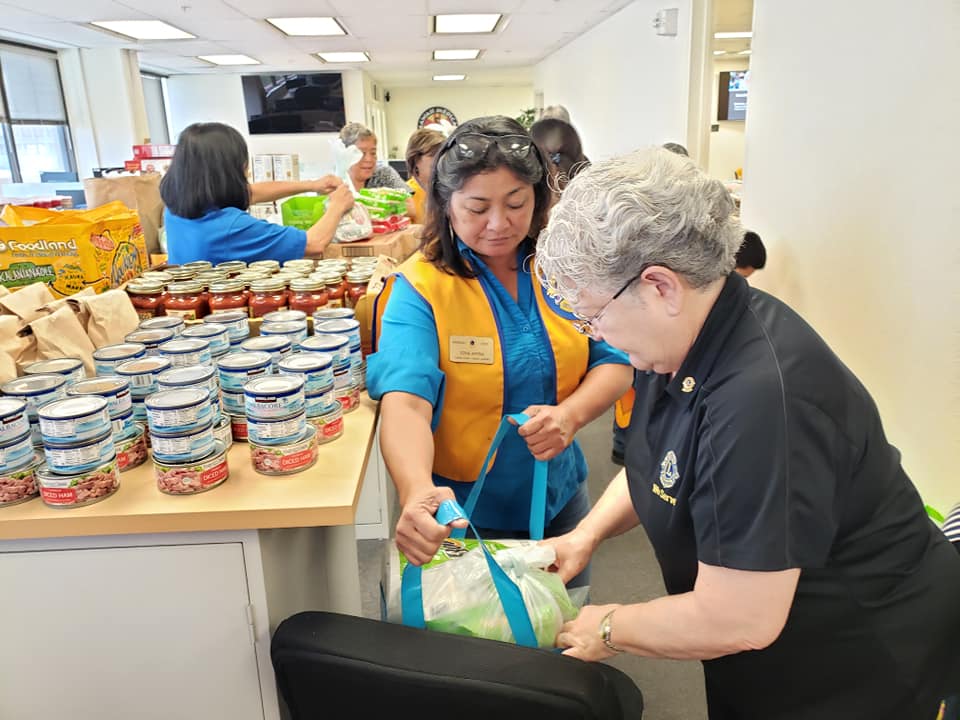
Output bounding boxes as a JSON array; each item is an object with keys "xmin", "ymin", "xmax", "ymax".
[
  {"xmin": 160, "ymin": 123, "xmax": 250, "ymax": 219},
  {"xmin": 662, "ymin": 142, "xmax": 689, "ymax": 157},
  {"xmin": 530, "ymin": 118, "xmax": 589, "ymax": 194},
  {"xmin": 736, "ymin": 230, "xmax": 767, "ymax": 270},
  {"xmin": 422, "ymin": 115, "xmax": 551, "ymax": 278}
]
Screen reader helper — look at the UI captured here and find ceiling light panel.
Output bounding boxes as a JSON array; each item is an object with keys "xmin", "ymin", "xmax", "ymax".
[
  {"xmin": 433, "ymin": 74, "xmax": 466, "ymax": 81},
  {"xmin": 198, "ymin": 54, "xmax": 260, "ymax": 65},
  {"xmin": 90, "ymin": 20, "xmax": 195, "ymax": 40},
  {"xmin": 317, "ymin": 51, "xmax": 370, "ymax": 63},
  {"xmin": 433, "ymin": 49, "xmax": 481, "ymax": 60},
  {"xmin": 266, "ymin": 17, "xmax": 346, "ymax": 37},
  {"xmin": 434, "ymin": 14, "xmax": 502, "ymax": 34}
]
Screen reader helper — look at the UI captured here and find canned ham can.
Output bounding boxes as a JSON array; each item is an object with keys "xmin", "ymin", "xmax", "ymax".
[
  {"xmin": 36, "ymin": 456, "xmax": 120, "ymax": 508},
  {"xmin": 115, "ymin": 426, "xmax": 149, "ymax": 472},
  {"xmin": 0, "ymin": 454, "xmax": 41, "ymax": 507},
  {"xmin": 249, "ymin": 425, "xmax": 318, "ymax": 476},
  {"xmin": 154, "ymin": 441, "xmax": 229, "ymax": 495},
  {"xmin": 307, "ymin": 401, "xmax": 344, "ymax": 444}
]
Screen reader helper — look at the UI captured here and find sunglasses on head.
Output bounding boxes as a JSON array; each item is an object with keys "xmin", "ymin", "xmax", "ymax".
[{"xmin": 438, "ymin": 132, "xmax": 535, "ymax": 162}]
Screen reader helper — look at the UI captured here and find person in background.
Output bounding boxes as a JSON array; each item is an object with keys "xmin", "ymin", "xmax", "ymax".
[
  {"xmin": 530, "ymin": 118, "xmax": 589, "ymax": 206},
  {"xmin": 367, "ymin": 116, "xmax": 633, "ymax": 585},
  {"xmin": 536, "ymin": 147, "xmax": 960, "ymax": 719},
  {"xmin": 404, "ymin": 128, "xmax": 444, "ymax": 225},
  {"xmin": 340, "ymin": 122, "xmax": 410, "ymax": 192},
  {"xmin": 162, "ymin": 122, "xmax": 354, "ymax": 265},
  {"xmin": 541, "ymin": 105, "xmax": 572, "ymax": 124},
  {"xmin": 734, "ymin": 230, "xmax": 766, "ymax": 277}
]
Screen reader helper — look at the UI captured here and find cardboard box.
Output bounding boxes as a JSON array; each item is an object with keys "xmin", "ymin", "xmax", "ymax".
[
  {"xmin": 0, "ymin": 202, "xmax": 149, "ymax": 297},
  {"xmin": 272, "ymin": 154, "xmax": 301, "ymax": 182},
  {"xmin": 132, "ymin": 144, "xmax": 176, "ymax": 159},
  {"xmin": 252, "ymin": 155, "xmax": 275, "ymax": 183},
  {"xmin": 321, "ymin": 225, "xmax": 421, "ymax": 260}
]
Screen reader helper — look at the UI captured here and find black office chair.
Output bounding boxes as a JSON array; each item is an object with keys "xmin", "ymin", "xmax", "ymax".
[
  {"xmin": 40, "ymin": 171, "xmax": 79, "ymax": 183},
  {"xmin": 272, "ymin": 611, "xmax": 644, "ymax": 720}
]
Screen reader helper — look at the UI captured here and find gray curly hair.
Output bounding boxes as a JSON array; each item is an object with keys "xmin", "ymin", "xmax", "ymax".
[
  {"xmin": 536, "ymin": 147, "xmax": 742, "ymax": 301},
  {"xmin": 339, "ymin": 122, "xmax": 375, "ymax": 147}
]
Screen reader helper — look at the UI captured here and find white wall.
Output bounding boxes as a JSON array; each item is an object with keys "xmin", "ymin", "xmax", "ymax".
[
  {"xmin": 534, "ymin": 0, "xmax": 692, "ymax": 160},
  {"xmin": 707, "ymin": 58, "xmax": 749, "ymax": 180},
  {"xmin": 383, "ymin": 84, "xmax": 534, "ymax": 159},
  {"xmin": 165, "ymin": 70, "xmax": 368, "ymax": 179},
  {"xmin": 742, "ymin": 0, "xmax": 960, "ymax": 510}
]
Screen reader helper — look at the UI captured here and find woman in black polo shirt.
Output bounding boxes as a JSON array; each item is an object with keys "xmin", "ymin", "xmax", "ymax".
[{"xmin": 534, "ymin": 147, "xmax": 960, "ymax": 719}]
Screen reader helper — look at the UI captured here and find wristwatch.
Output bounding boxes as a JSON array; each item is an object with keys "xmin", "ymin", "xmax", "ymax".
[{"xmin": 599, "ymin": 608, "xmax": 625, "ymax": 653}]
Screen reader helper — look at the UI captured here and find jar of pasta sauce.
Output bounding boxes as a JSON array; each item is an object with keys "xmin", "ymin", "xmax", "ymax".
[
  {"xmin": 126, "ymin": 280, "xmax": 166, "ymax": 319},
  {"xmin": 322, "ymin": 274, "xmax": 346, "ymax": 309},
  {"xmin": 288, "ymin": 278, "xmax": 329, "ymax": 315},
  {"xmin": 345, "ymin": 269, "xmax": 373, "ymax": 309},
  {"xmin": 249, "ymin": 278, "xmax": 288, "ymax": 318},
  {"xmin": 164, "ymin": 281, "xmax": 208, "ymax": 320},
  {"xmin": 208, "ymin": 279, "xmax": 249, "ymax": 315}
]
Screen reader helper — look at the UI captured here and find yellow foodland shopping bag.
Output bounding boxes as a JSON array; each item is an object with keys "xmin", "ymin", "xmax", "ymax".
[{"xmin": 0, "ymin": 201, "xmax": 147, "ymax": 297}]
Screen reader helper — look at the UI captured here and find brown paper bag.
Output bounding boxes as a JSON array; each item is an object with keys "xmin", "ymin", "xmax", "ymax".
[
  {"xmin": 0, "ymin": 282, "xmax": 55, "ymax": 323},
  {"xmin": 83, "ymin": 174, "xmax": 164, "ymax": 255},
  {"xmin": 0, "ymin": 350, "xmax": 16, "ymax": 384},
  {"xmin": 28, "ymin": 306, "xmax": 96, "ymax": 376},
  {"xmin": 43, "ymin": 287, "xmax": 96, "ymax": 319},
  {"xmin": 73, "ymin": 289, "xmax": 140, "ymax": 347},
  {"xmin": 0, "ymin": 315, "xmax": 35, "ymax": 374}
]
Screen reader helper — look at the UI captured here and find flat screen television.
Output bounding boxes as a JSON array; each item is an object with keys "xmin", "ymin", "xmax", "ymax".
[
  {"xmin": 718, "ymin": 70, "xmax": 749, "ymax": 121},
  {"xmin": 242, "ymin": 73, "xmax": 346, "ymax": 134}
]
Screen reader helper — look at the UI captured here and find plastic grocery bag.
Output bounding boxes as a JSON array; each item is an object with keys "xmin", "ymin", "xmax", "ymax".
[
  {"xmin": 416, "ymin": 542, "xmax": 578, "ymax": 647},
  {"xmin": 328, "ymin": 138, "xmax": 373, "ymax": 242}
]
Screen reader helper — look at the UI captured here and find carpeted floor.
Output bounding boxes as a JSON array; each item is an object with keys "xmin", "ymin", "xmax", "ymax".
[{"xmin": 357, "ymin": 408, "xmax": 707, "ymax": 720}]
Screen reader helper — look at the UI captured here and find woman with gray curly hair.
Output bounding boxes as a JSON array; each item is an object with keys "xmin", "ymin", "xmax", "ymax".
[{"xmin": 537, "ymin": 147, "xmax": 960, "ymax": 719}]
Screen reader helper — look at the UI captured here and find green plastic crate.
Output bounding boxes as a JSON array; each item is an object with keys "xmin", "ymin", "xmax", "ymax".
[{"xmin": 280, "ymin": 196, "xmax": 326, "ymax": 230}]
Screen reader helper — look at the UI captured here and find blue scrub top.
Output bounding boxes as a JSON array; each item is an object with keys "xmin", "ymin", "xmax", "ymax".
[
  {"xmin": 164, "ymin": 207, "xmax": 307, "ymax": 265},
  {"xmin": 367, "ymin": 241, "xmax": 630, "ymax": 531}
]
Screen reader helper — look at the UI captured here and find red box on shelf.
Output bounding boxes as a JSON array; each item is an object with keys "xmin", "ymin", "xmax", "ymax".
[{"xmin": 132, "ymin": 144, "xmax": 176, "ymax": 159}]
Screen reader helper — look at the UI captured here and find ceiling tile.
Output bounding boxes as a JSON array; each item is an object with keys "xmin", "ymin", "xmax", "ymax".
[
  {"xmin": 221, "ymin": 0, "xmax": 339, "ymax": 17},
  {"xmin": 116, "ymin": 0, "xmax": 247, "ymax": 22},
  {"xmin": 0, "ymin": 0, "xmax": 147, "ymax": 22},
  {"xmin": 329, "ymin": 0, "xmax": 426, "ymax": 15},
  {"xmin": 426, "ymin": 0, "xmax": 525, "ymax": 14}
]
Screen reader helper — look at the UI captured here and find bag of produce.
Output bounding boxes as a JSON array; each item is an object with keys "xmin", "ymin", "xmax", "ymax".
[{"xmin": 328, "ymin": 138, "xmax": 373, "ymax": 242}]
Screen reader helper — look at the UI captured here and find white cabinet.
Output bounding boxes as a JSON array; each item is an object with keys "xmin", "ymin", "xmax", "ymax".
[
  {"xmin": 354, "ymin": 421, "xmax": 395, "ymax": 540},
  {"xmin": 0, "ymin": 542, "xmax": 263, "ymax": 720}
]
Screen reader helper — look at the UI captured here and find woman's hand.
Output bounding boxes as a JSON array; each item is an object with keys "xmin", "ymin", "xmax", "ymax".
[
  {"xmin": 517, "ymin": 405, "xmax": 577, "ymax": 461},
  {"xmin": 555, "ymin": 603, "xmax": 624, "ymax": 661},
  {"xmin": 312, "ymin": 174, "xmax": 343, "ymax": 194},
  {"xmin": 395, "ymin": 486, "xmax": 468, "ymax": 565},
  {"xmin": 326, "ymin": 184, "xmax": 355, "ymax": 216},
  {"xmin": 539, "ymin": 526, "xmax": 600, "ymax": 583}
]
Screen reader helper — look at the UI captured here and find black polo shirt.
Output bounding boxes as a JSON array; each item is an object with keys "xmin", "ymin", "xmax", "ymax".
[{"xmin": 625, "ymin": 272, "xmax": 960, "ymax": 719}]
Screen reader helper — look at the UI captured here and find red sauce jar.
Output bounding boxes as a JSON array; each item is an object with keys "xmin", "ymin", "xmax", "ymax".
[
  {"xmin": 164, "ymin": 280, "xmax": 208, "ymax": 320},
  {"xmin": 323, "ymin": 274, "xmax": 346, "ymax": 309},
  {"xmin": 289, "ymin": 278, "xmax": 329, "ymax": 315},
  {"xmin": 126, "ymin": 280, "xmax": 166, "ymax": 320},
  {"xmin": 249, "ymin": 278, "xmax": 288, "ymax": 318},
  {"xmin": 208, "ymin": 279, "xmax": 250, "ymax": 314},
  {"xmin": 345, "ymin": 270, "xmax": 373, "ymax": 309}
]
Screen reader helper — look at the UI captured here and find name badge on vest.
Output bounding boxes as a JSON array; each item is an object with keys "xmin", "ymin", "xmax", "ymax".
[{"xmin": 449, "ymin": 335, "xmax": 495, "ymax": 364}]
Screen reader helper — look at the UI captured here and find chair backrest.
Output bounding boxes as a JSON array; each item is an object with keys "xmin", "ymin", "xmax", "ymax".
[
  {"xmin": 272, "ymin": 611, "xmax": 644, "ymax": 720},
  {"xmin": 40, "ymin": 171, "xmax": 79, "ymax": 183}
]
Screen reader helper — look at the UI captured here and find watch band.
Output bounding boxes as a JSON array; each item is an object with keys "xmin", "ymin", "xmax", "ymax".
[{"xmin": 599, "ymin": 608, "xmax": 625, "ymax": 653}]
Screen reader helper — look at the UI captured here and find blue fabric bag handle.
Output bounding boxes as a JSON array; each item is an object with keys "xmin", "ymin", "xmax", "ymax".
[{"xmin": 400, "ymin": 413, "xmax": 548, "ymax": 647}]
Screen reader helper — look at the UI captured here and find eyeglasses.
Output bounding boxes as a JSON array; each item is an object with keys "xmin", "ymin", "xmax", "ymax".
[
  {"xmin": 570, "ymin": 269, "xmax": 648, "ymax": 335},
  {"xmin": 438, "ymin": 132, "xmax": 535, "ymax": 163}
]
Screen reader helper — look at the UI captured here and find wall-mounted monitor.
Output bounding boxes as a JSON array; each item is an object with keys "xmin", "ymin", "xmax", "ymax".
[
  {"xmin": 242, "ymin": 73, "xmax": 346, "ymax": 134},
  {"xmin": 718, "ymin": 70, "xmax": 749, "ymax": 121}
]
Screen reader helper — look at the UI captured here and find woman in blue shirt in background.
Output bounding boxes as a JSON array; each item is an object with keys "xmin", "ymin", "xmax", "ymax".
[
  {"xmin": 162, "ymin": 122, "xmax": 355, "ymax": 264},
  {"xmin": 367, "ymin": 116, "xmax": 633, "ymax": 585}
]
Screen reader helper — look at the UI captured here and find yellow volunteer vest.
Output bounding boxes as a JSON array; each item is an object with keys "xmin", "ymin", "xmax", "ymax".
[
  {"xmin": 407, "ymin": 178, "xmax": 428, "ymax": 226},
  {"xmin": 374, "ymin": 252, "xmax": 589, "ymax": 483}
]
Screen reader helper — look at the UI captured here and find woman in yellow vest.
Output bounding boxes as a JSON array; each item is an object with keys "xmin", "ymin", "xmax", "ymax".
[
  {"xmin": 367, "ymin": 116, "xmax": 633, "ymax": 585},
  {"xmin": 404, "ymin": 128, "xmax": 444, "ymax": 225}
]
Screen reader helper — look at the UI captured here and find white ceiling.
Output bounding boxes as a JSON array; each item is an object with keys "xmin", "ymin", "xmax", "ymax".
[
  {"xmin": 712, "ymin": 0, "xmax": 753, "ymax": 58},
  {"xmin": 0, "ymin": 0, "xmax": 636, "ymax": 86}
]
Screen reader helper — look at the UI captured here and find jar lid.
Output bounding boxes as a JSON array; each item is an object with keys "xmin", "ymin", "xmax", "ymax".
[
  {"xmin": 195, "ymin": 271, "xmax": 229, "ymax": 283},
  {"xmin": 249, "ymin": 260, "xmax": 280, "ymax": 271},
  {"xmin": 183, "ymin": 260, "xmax": 213, "ymax": 271},
  {"xmin": 249, "ymin": 278, "xmax": 286, "ymax": 292},
  {"xmin": 322, "ymin": 274, "xmax": 344, "ymax": 285},
  {"xmin": 208, "ymin": 279, "xmax": 244, "ymax": 293},
  {"xmin": 289, "ymin": 278, "xmax": 324, "ymax": 292},
  {"xmin": 346, "ymin": 270, "xmax": 373, "ymax": 283},
  {"xmin": 166, "ymin": 280, "xmax": 203, "ymax": 294},
  {"xmin": 126, "ymin": 280, "xmax": 165, "ymax": 294},
  {"xmin": 166, "ymin": 267, "xmax": 197, "ymax": 280},
  {"xmin": 141, "ymin": 271, "xmax": 173, "ymax": 283},
  {"xmin": 215, "ymin": 260, "xmax": 247, "ymax": 271}
]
